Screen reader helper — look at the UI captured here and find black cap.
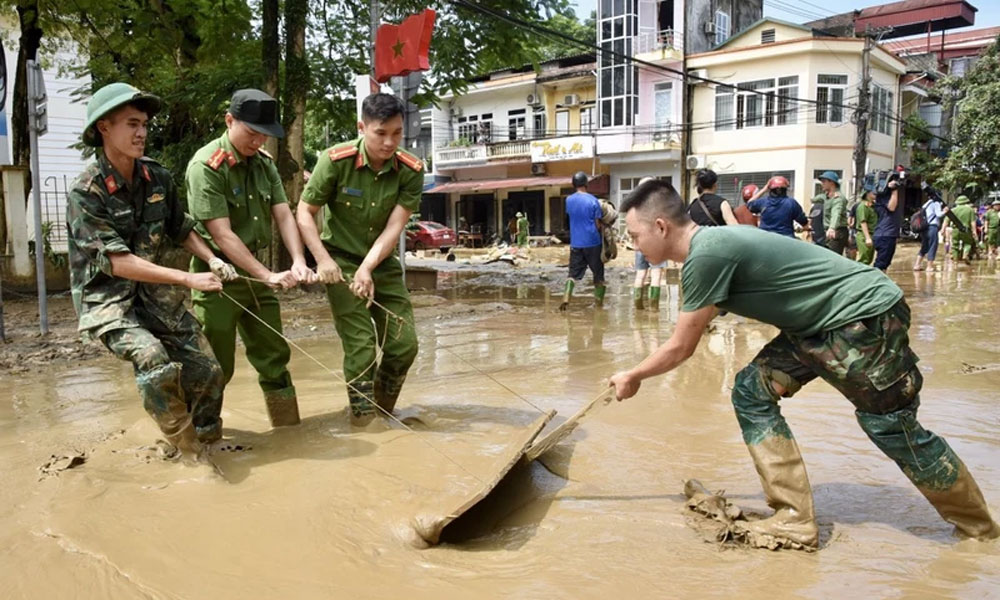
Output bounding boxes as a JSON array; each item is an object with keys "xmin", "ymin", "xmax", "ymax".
[{"xmin": 228, "ymin": 89, "xmax": 284, "ymax": 138}]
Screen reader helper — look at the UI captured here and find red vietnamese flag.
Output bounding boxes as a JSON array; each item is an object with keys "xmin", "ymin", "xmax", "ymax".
[{"xmin": 374, "ymin": 9, "xmax": 436, "ymax": 83}]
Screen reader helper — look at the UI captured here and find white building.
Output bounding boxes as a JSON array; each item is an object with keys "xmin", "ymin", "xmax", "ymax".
[{"xmin": 2, "ymin": 23, "xmax": 89, "ymax": 259}]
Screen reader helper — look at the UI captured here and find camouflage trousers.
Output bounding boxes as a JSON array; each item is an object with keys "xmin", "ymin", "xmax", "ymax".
[
  {"xmin": 101, "ymin": 308, "xmax": 224, "ymax": 442},
  {"xmin": 732, "ymin": 299, "xmax": 963, "ymax": 492}
]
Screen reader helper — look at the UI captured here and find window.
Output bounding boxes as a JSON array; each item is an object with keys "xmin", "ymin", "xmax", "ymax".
[
  {"xmin": 654, "ymin": 82, "xmax": 673, "ymax": 126},
  {"xmin": 761, "ymin": 29, "xmax": 775, "ymax": 44},
  {"xmin": 816, "ymin": 74, "xmax": 848, "ymax": 124},
  {"xmin": 870, "ymin": 85, "xmax": 894, "ymax": 136},
  {"xmin": 478, "ymin": 113, "xmax": 493, "ymax": 143},
  {"xmin": 714, "ymin": 11, "xmax": 730, "ymax": 46},
  {"xmin": 508, "ymin": 108, "xmax": 526, "ymax": 140},
  {"xmin": 556, "ymin": 109, "xmax": 570, "ymax": 135},
  {"xmin": 532, "ymin": 108, "xmax": 546, "ymax": 138},
  {"xmin": 598, "ymin": 1, "xmax": 637, "ymax": 129},
  {"xmin": 950, "ymin": 57, "xmax": 974, "ymax": 77},
  {"xmin": 716, "ymin": 171, "xmax": 794, "ymax": 202},
  {"xmin": 714, "ymin": 77, "xmax": 797, "ymax": 131},
  {"xmin": 457, "ymin": 115, "xmax": 479, "ymax": 143},
  {"xmin": 580, "ymin": 104, "xmax": 596, "ymax": 133},
  {"xmin": 812, "ymin": 169, "xmax": 844, "ymax": 197},
  {"xmin": 776, "ymin": 76, "xmax": 798, "ymax": 125}
]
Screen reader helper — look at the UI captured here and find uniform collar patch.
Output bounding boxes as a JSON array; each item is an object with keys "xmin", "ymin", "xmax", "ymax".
[{"xmin": 104, "ymin": 174, "xmax": 119, "ymax": 195}]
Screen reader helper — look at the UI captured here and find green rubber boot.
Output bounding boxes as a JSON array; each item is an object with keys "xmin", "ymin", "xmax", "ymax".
[
  {"xmin": 593, "ymin": 283, "xmax": 607, "ymax": 307},
  {"xmin": 348, "ymin": 381, "xmax": 377, "ymax": 427},
  {"xmin": 633, "ymin": 286, "xmax": 644, "ymax": 310},
  {"xmin": 647, "ymin": 286, "xmax": 661, "ymax": 311},
  {"xmin": 264, "ymin": 386, "xmax": 300, "ymax": 427},
  {"xmin": 558, "ymin": 280, "xmax": 575, "ymax": 311}
]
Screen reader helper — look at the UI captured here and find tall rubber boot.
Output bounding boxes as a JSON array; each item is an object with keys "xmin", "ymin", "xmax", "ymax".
[
  {"xmin": 264, "ymin": 386, "xmax": 301, "ymax": 427},
  {"xmin": 593, "ymin": 283, "xmax": 607, "ymax": 307},
  {"xmin": 374, "ymin": 370, "xmax": 407, "ymax": 415},
  {"xmin": 348, "ymin": 381, "xmax": 377, "ymax": 427},
  {"xmin": 916, "ymin": 461, "xmax": 1000, "ymax": 539},
  {"xmin": 558, "ymin": 280, "xmax": 575, "ymax": 312},
  {"xmin": 141, "ymin": 362, "xmax": 204, "ymax": 461},
  {"xmin": 647, "ymin": 286, "xmax": 661, "ymax": 311},
  {"xmin": 740, "ymin": 436, "xmax": 819, "ymax": 549},
  {"xmin": 633, "ymin": 286, "xmax": 644, "ymax": 310}
]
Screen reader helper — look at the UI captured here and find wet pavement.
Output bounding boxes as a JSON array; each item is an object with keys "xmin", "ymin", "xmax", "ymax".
[{"xmin": 1, "ymin": 247, "xmax": 999, "ymax": 598}]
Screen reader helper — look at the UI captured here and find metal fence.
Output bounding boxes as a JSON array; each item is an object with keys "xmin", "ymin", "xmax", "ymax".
[{"xmin": 38, "ymin": 175, "xmax": 71, "ymax": 253}]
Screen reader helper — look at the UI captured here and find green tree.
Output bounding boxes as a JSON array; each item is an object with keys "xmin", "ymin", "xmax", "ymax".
[{"xmin": 937, "ymin": 35, "xmax": 1000, "ymax": 197}]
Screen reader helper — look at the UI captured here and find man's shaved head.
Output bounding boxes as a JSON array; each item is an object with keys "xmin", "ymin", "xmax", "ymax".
[{"xmin": 620, "ymin": 179, "xmax": 691, "ymax": 226}]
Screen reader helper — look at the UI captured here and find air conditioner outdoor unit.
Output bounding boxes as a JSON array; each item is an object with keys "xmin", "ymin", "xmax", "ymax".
[
  {"xmin": 703, "ymin": 22, "xmax": 716, "ymax": 34},
  {"xmin": 526, "ymin": 93, "xmax": 541, "ymax": 106},
  {"xmin": 652, "ymin": 131, "xmax": 668, "ymax": 142},
  {"xmin": 686, "ymin": 154, "xmax": 707, "ymax": 170},
  {"xmin": 563, "ymin": 94, "xmax": 580, "ymax": 107},
  {"xmin": 530, "ymin": 163, "xmax": 547, "ymax": 175},
  {"xmin": 689, "ymin": 68, "xmax": 709, "ymax": 84}
]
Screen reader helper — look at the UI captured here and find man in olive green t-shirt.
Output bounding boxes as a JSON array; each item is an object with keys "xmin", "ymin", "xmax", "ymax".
[
  {"xmin": 949, "ymin": 195, "xmax": 977, "ymax": 263},
  {"xmin": 608, "ymin": 179, "xmax": 998, "ymax": 550},
  {"xmin": 296, "ymin": 93, "xmax": 422, "ymax": 426},
  {"xmin": 186, "ymin": 89, "xmax": 314, "ymax": 441}
]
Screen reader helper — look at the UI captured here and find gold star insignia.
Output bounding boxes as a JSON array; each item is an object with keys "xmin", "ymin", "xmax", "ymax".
[{"xmin": 392, "ymin": 39, "xmax": 405, "ymax": 58}]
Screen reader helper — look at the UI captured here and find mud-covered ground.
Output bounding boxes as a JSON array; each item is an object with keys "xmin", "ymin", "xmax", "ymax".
[{"xmin": 1, "ymin": 243, "xmax": 999, "ymax": 599}]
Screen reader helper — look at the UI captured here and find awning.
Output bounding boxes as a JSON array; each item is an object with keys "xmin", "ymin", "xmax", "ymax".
[
  {"xmin": 425, "ymin": 176, "xmax": 575, "ymax": 194},
  {"xmin": 426, "ymin": 174, "xmax": 609, "ymax": 195}
]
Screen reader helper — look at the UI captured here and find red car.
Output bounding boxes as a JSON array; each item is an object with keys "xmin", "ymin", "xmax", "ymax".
[{"xmin": 405, "ymin": 221, "xmax": 456, "ymax": 252}]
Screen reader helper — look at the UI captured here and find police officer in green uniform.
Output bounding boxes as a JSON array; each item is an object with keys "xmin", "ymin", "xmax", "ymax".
[
  {"xmin": 67, "ymin": 83, "xmax": 228, "ymax": 461},
  {"xmin": 185, "ymin": 89, "xmax": 314, "ymax": 442},
  {"xmin": 297, "ymin": 93, "xmax": 421, "ymax": 426},
  {"xmin": 516, "ymin": 212, "xmax": 529, "ymax": 247}
]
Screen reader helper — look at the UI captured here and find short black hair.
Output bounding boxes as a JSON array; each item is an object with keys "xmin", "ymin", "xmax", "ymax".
[
  {"xmin": 695, "ymin": 169, "xmax": 718, "ymax": 193},
  {"xmin": 362, "ymin": 93, "xmax": 405, "ymax": 123},
  {"xmin": 620, "ymin": 179, "xmax": 690, "ymax": 225}
]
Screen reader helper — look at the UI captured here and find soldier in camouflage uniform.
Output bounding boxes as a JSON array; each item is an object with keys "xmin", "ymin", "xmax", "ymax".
[
  {"xmin": 186, "ymin": 89, "xmax": 314, "ymax": 441},
  {"xmin": 297, "ymin": 93, "xmax": 421, "ymax": 426},
  {"xmin": 67, "ymin": 83, "xmax": 231, "ymax": 460},
  {"xmin": 610, "ymin": 180, "xmax": 998, "ymax": 549}
]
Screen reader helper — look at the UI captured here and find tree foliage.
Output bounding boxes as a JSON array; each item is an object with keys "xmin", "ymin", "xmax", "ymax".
[{"xmin": 935, "ymin": 35, "xmax": 1000, "ymax": 198}]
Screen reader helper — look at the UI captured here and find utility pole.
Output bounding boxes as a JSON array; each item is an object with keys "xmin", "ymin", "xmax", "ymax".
[
  {"xmin": 27, "ymin": 59, "xmax": 48, "ymax": 334},
  {"xmin": 853, "ymin": 32, "xmax": 872, "ymax": 199}
]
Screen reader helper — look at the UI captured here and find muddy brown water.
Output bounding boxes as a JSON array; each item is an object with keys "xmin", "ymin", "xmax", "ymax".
[{"xmin": 2, "ymin": 249, "xmax": 999, "ymax": 598}]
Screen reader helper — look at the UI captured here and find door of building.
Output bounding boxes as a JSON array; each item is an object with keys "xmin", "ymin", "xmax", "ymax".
[
  {"xmin": 458, "ymin": 193, "xmax": 495, "ymax": 241},
  {"xmin": 503, "ymin": 190, "xmax": 545, "ymax": 237}
]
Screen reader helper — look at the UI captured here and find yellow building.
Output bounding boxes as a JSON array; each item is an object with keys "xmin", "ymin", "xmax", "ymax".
[
  {"xmin": 427, "ymin": 55, "xmax": 609, "ymax": 242},
  {"xmin": 687, "ymin": 18, "xmax": 906, "ymax": 205}
]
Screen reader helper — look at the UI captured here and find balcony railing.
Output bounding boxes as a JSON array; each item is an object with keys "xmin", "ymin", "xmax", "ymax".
[
  {"xmin": 434, "ymin": 145, "xmax": 487, "ymax": 167},
  {"xmin": 486, "ymin": 140, "xmax": 531, "ymax": 159},
  {"xmin": 635, "ymin": 28, "xmax": 683, "ymax": 55}
]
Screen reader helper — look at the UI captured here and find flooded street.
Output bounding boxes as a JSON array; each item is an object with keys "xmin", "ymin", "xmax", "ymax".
[{"xmin": 2, "ymin": 249, "xmax": 999, "ymax": 599}]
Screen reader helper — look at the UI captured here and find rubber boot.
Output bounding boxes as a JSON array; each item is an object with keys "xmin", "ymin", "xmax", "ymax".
[
  {"xmin": 593, "ymin": 283, "xmax": 607, "ymax": 307},
  {"xmin": 348, "ymin": 381, "xmax": 377, "ymax": 427},
  {"xmin": 740, "ymin": 436, "xmax": 819, "ymax": 549},
  {"xmin": 264, "ymin": 386, "xmax": 301, "ymax": 427},
  {"xmin": 558, "ymin": 280, "xmax": 575, "ymax": 312},
  {"xmin": 633, "ymin": 287, "xmax": 644, "ymax": 310},
  {"xmin": 916, "ymin": 461, "xmax": 1000, "ymax": 539},
  {"xmin": 374, "ymin": 371, "xmax": 407, "ymax": 415},
  {"xmin": 647, "ymin": 285, "xmax": 661, "ymax": 311}
]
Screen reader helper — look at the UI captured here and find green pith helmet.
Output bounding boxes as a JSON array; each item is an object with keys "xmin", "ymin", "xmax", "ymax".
[
  {"xmin": 82, "ymin": 83, "xmax": 162, "ymax": 147},
  {"xmin": 955, "ymin": 195, "xmax": 970, "ymax": 205}
]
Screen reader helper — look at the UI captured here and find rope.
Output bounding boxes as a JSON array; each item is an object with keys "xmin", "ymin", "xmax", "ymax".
[{"xmin": 218, "ymin": 288, "xmax": 486, "ymax": 484}]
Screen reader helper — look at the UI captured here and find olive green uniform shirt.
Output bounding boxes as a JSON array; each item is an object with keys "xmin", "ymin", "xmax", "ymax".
[
  {"xmin": 299, "ymin": 137, "xmax": 423, "ymax": 259},
  {"xmin": 822, "ymin": 190, "xmax": 847, "ymax": 230},
  {"xmin": 681, "ymin": 226, "xmax": 902, "ymax": 338},
  {"xmin": 855, "ymin": 202, "xmax": 878, "ymax": 236},
  {"xmin": 185, "ymin": 132, "xmax": 287, "ymax": 254},
  {"xmin": 67, "ymin": 151, "xmax": 196, "ymax": 340}
]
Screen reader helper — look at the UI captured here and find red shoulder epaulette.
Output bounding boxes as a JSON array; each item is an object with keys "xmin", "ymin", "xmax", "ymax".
[
  {"xmin": 226, "ymin": 153, "xmax": 237, "ymax": 167},
  {"xmin": 395, "ymin": 150, "xmax": 423, "ymax": 172},
  {"xmin": 328, "ymin": 145, "xmax": 359, "ymax": 162},
  {"xmin": 140, "ymin": 163, "xmax": 152, "ymax": 181},
  {"xmin": 206, "ymin": 148, "xmax": 229, "ymax": 171},
  {"xmin": 104, "ymin": 175, "xmax": 118, "ymax": 195}
]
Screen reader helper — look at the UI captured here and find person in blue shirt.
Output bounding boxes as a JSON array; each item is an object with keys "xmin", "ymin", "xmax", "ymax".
[
  {"xmin": 873, "ymin": 176, "xmax": 903, "ymax": 272},
  {"xmin": 746, "ymin": 176, "xmax": 808, "ymax": 238},
  {"xmin": 559, "ymin": 171, "xmax": 606, "ymax": 311}
]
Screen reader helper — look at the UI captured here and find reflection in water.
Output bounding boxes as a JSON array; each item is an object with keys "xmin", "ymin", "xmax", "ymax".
[{"xmin": 1, "ymin": 250, "xmax": 998, "ymax": 598}]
